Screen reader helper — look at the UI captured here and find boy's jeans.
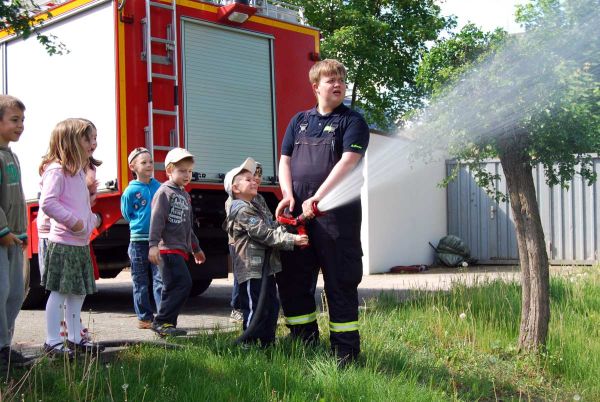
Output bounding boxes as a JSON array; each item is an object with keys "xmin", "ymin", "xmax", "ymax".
[
  {"xmin": 154, "ymin": 253, "xmax": 191, "ymax": 327},
  {"xmin": 229, "ymin": 244, "xmax": 241, "ymax": 310},
  {"xmin": 0, "ymin": 244, "xmax": 24, "ymax": 349},
  {"xmin": 128, "ymin": 242, "xmax": 163, "ymax": 322}
]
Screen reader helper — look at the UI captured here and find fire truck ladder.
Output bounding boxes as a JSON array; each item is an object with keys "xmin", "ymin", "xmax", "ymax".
[{"xmin": 142, "ymin": 0, "xmax": 180, "ymax": 167}]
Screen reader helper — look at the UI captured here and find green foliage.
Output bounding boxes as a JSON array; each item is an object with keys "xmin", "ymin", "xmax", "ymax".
[
  {"xmin": 413, "ymin": 0, "xmax": 600, "ymax": 200},
  {"xmin": 0, "ymin": 0, "xmax": 67, "ymax": 55},
  {"xmin": 288, "ymin": 0, "xmax": 453, "ymax": 130},
  {"xmin": 416, "ymin": 24, "xmax": 508, "ymax": 95}
]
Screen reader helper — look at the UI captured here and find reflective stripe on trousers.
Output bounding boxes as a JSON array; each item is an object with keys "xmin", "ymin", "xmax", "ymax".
[
  {"xmin": 284, "ymin": 311, "xmax": 318, "ymax": 325},
  {"xmin": 329, "ymin": 320, "xmax": 359, "ymax": 333}
]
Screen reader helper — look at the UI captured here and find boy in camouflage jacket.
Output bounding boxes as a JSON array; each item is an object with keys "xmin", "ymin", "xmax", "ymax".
[{"xmin": 224, "ymin": 158, "xmax": 307, "ymax": 346}]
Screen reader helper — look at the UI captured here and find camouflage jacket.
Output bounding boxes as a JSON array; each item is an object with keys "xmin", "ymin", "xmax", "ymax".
[
  {"xmin": 223, "ymin": 193, "xmax": 272, "ymax": 244},
  {"xmin": 225, "ymin": 198, "xmax": 295, "ymax": 283}
]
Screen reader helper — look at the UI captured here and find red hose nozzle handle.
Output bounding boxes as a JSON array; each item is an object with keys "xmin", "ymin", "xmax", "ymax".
[
  {"xmin": 276, "ymin": 213, "xmax": 309, "ymax": 249},
  {"xmin": 311, "ymin": 201, "xmax": 324, "ymax": 217},
  {"xmin": 297, "ymin": 201, "xmax": 324, "ymax": 223}
]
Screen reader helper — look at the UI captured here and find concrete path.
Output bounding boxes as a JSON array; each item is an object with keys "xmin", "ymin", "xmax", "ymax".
[{"xmin": 12, "ymin": 265, "xmax": 527, "ymax": 352}]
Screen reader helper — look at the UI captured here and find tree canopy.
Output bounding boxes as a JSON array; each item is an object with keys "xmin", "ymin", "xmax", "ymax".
[
  {"xmin": 288, "ymin": 0, "xmax": 453, "ymax": 130},
  {"xmin": 0, "ymin": 0, "xmax": 66, "ymax": 55}
]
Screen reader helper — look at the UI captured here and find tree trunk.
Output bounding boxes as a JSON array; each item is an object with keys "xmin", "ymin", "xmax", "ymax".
[
  {"xmin": 351, "ymin": 82, "xmax": 358, "ymax": 109},
  {"xmin": 498, "ymin": 137, "xmax": 550, "ymax": 352}
]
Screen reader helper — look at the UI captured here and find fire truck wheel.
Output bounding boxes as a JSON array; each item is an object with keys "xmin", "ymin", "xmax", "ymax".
[
  {"xmin": 22, "ymin": 253, "xmax": 49, "ymax": 310},
  {"xmin": 189, "ymin": 279, "xmax": 212, "ymax": 298}
]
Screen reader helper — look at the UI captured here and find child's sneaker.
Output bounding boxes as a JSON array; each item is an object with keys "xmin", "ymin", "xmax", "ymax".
[
  {"xmin": 230, "ymin": 309, "xmax": 243, "ymax": 322},
  {"xmin": 67, "ymin": 339, "xmax": 105, "ymax": 354},
  {"xmin": 151, "ymin": 322, "xmax": 187, "ymax": 337},
  {"xmin": 138, "ymin": 319, "xmax": 153, "ymax": 329},
  {"xmin": 42, "ymin": 342, "xmax": 74, "ymax": 360}
]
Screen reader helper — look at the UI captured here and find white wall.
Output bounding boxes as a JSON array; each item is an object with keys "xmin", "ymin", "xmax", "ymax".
[
  {"xmin": 6, "ymin": 2, "xmax": 116, "ymax": 200},
  {"xmin": 361, "ymin": 134, "xmax": 447, "ymax": 274}
]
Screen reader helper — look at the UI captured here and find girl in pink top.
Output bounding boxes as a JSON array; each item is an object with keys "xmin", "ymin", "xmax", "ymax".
[
  {"xmin": 39, "ymin": 118, "xmax": 103, "ymax": 356},
  {"xmin": 80, "ymin": 118, "xmax": 102, "ymax": 280}
]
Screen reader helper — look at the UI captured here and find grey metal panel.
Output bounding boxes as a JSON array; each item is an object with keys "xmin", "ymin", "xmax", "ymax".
[
  {"xmin": 447, "ymin": 157, "xmax": 600, "ymax": 264},
  {"xmin": 181, "ymin": 20, "xmax": 275, "ymax": 181},
  {"xmin": 447, "ymin": 162, "xmax": 459, "ymax": 236}
]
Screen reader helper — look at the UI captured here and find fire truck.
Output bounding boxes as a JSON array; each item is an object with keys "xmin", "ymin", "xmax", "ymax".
[{"xmin": 1, "ymin": 0, "xmax": 319, "ymax": 307}]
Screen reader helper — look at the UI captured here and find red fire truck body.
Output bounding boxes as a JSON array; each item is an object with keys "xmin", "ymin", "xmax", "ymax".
[{"xmin": 0, "ymin": 0, "xmax": 318, "ymax": 306}]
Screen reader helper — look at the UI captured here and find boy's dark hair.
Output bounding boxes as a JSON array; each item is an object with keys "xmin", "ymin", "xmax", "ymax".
[{"xmin": 0, "ymin": 95, "xmax": 26, "ymax": 119}]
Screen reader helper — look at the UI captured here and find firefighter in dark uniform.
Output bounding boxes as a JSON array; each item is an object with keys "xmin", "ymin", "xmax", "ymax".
[{"xmin": 275, "ymin": 59, "xmax": 369, "ymax": 364}]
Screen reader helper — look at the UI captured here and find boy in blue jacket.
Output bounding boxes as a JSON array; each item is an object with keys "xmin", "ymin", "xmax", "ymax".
[{"xmin": 120, "ymin": 147, "xmax": 163, "ymax": 329}]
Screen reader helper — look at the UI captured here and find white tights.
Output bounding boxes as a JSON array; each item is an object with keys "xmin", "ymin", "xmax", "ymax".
[{"xmin": 45, "ymin": 291, "xmax": 86, "ymax": 346}]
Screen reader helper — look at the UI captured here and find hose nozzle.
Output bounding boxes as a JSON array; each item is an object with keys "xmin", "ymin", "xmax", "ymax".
[{"xmin": 297, "ymin": 201, "xmax": 324, "ymax": 222}]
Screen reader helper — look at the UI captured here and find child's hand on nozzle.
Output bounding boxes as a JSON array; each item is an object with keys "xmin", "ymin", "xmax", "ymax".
[
  {"xmin": 71, "ymin": 219, "xmax": 84, "ymax": 233},
  {"xmin": 148, "ymin": 246, "xmax": 161, "ymax": 265},
  {"xmin": 193, "ymin": 250, "xmax": 206, "ymax": 265},
  {"xmin": 294, "ymin": 234, "xmax": 309, "ymax": 247}
]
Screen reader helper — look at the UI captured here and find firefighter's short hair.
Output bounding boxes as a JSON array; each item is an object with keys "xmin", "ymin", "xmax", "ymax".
[
  {"xmin": 309, "ymin": 59, "xmax": 347, "ymax": 85},
  {"xmin": 0, "ymin": 95, "xmax": 25, "ymax": 119}
]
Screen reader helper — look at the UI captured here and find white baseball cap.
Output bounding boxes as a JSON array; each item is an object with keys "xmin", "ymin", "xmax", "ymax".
[
  {"xmin": 224, "ymin": 157, "xmax": 256, "ymax": 196},
  {"xmin": 164, "ymin": 147, "xmax": 194, "ymax": 167}
]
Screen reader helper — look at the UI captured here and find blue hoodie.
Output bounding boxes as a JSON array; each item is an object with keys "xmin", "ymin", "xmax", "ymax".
[{"xmin": 120, "ymin": 178, "xmax": 161, "ymax": 242}]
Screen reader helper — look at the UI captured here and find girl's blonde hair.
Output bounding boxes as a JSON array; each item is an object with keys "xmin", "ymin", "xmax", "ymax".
[
  {"xmin": 39, "ymin": 118, "xmax": 93, "ymax": 176},
  {"xmin": 78, "ymin": 118, "xmax": 102, "ymax": 168}
]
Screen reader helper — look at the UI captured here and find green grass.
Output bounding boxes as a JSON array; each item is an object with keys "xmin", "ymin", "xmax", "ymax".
[{"xmin": 2, "ymin": 267, "xmax": 599, "ymax": 401}]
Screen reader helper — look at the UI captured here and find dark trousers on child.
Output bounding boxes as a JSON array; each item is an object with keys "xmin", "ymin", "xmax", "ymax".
[
  {"xmin": 229, "ymin": 245, "xmax": 241, "ymax": 310},
  {"xmin": 238, "ymin": 274, "xmax": 279, "ymax": 346},
  {"xmin": 154, "ymin": 254, "xmax": 191, "ymax": 327}
]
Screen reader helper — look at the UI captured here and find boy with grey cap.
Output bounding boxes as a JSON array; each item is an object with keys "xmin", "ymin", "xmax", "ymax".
[
  {"xmin": 148, "ymin": 148, "xmax": 206, "ymax": 337},
  {"xmin": 224, "ymin": 157, "xmax": 307, "ymax": 346}
]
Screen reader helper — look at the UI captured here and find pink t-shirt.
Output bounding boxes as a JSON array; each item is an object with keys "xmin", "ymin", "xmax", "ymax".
[{"xmin": 39, "ymin": 162, "xmax": 97, "ymax": 246}]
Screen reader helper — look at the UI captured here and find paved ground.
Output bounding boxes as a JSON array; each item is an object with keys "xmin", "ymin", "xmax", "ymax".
[{"xmin": 12, "ymin": 265, "xmax": 527, "ymax": 352}]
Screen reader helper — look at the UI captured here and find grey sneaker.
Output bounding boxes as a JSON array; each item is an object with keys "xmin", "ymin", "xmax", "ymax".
[
  {"xmin": 230, "ymin": 309, "xmax": 243, "ymax": 323},
  {"xmin": 151, "ymin": 323, "xmax": 187, "ymax": 337}
]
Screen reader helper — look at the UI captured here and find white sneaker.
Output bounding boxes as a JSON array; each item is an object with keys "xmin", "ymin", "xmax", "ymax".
[{"xmin": 230, "ymin": 310, "xmax": 243, "ymax": 322}]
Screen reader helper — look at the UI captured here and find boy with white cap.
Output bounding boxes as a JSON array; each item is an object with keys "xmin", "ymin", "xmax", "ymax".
[
  {"xmin": 224, "ymin": 157, "xmax": 308, "ymax": 346},
  {"xmin": 148, "ymin": 148, "xmax": 206, "ymax": 337},
  {"xmin": 120, "ymin": 147, "xmax": 163, "ymax": 330}
]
